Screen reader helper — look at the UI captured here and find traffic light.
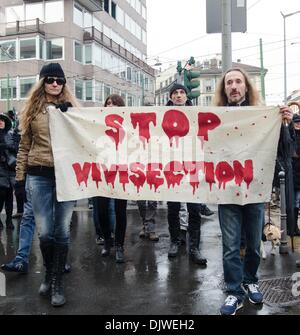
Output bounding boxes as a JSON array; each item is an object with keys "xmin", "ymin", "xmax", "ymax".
[{"xmin": 184, "ymin": 68, "xmax": 200, "ymax": 100}]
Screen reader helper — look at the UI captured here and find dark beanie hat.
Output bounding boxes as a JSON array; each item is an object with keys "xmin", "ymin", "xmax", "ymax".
[
  {"xmin": 39, "ymin": 63, "xmax": 65, "ymax": 80},
  {"xmin": 169, "ymin": 84, "xmax": 188, "ymax": 97},
  {"xmin": 293, "ymin": 113, "xmax": 300, "ymax": 122}
]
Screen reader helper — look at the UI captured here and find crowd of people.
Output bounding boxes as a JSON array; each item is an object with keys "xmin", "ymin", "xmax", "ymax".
[{"xmin": 0, "ymin": 62, "xmax": 298, "ymax": 315}]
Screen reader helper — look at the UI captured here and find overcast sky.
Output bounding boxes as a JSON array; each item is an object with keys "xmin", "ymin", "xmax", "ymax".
[{"xmin": 147, "ymin": 0, "xmax": 300, "ymax": 105}]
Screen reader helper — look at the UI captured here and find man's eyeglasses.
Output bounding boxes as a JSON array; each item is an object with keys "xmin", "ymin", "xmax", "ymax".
[{"xmin": 44, "ymin": 77, "xmax": 66, "ymax": 85}]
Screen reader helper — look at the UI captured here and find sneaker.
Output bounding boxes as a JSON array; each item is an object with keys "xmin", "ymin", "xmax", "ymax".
[
  {"xmin": 148, "ymin": 232, "xmax": 159, "ymax": 242},
  {"xmin": 242, "ymin": 283, "xmax": 263, "ymax": 304},
  {"xmin": 200, "ymin": 205, "xmax": 214, "ymax": 217},
  {"xmin": 1, "ymin": 259, "xmax": 28, "ymax": 274},
  {"xmin": 139, "ymin": 227, "xmax": 146, "ymax": 238},
  {"xmin": 115, "ymin": 246, "xmax": 125, "ymax": 263},
  {"xmin": 220, "ymin": 295, "xmax": 243, "ymax": 315},
  {"xmin": 95, "ymin": 235, "xmax": 105, "ymax": 245}
]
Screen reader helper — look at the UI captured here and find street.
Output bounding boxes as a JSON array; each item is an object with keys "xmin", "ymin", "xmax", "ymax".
[{"xmin": 0, "ymin": 201, "xmax": 300, "ymax": 315}]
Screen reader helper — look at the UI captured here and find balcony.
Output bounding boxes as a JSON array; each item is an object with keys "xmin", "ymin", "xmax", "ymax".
[
  {"xmin": 76, "ymin": 0, "xmax": 103, "ymax": 12},
  {"xmin": 83, "ymin": 27, "xmax": 154, "ymax": 76},
  {"xmin": 3, "ymin": 19, "xmax": 45, "ymax": 37}
]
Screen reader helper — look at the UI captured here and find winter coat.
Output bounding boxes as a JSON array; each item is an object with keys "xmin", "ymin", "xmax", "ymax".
[
  {"xmin": 292, "ymin": 129, "xmax": 300, "ymax": 189},
  {"xmin": 0, "ymin": 128, "xmax": 18, "ymax": 188},
  {"xmin": 16, "ymin": 106, "xmax": 56, "ymax": 181}
]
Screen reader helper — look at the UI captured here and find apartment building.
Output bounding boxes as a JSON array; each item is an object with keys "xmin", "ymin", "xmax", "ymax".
[
  {"xmin": 156, "ymin": 58, "xmax": 266, "ymax": 106},
  {"xmin": 0, "ymin": 0, "xmax": 155, "ymax": 113}
]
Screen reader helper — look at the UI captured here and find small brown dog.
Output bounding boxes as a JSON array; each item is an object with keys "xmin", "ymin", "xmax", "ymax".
[{"xmin": 261, "ymin": 223, "xmax": 282, "ymax": 259}]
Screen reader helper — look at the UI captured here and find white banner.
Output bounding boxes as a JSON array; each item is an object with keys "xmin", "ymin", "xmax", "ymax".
[{"xmin": 49, "ymin": 106, "xmax": 281, "ymax": 204}]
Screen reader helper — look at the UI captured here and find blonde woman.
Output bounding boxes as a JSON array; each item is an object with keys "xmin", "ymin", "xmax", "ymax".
[{"xmin": 16, "ymin": 63, "xmax": 79, "ymax": 307}]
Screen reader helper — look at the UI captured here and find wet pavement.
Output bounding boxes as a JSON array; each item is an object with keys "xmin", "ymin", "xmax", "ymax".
[{"xmin": 0, "ymin": 201, "xmax": 300, "ymax": 315}]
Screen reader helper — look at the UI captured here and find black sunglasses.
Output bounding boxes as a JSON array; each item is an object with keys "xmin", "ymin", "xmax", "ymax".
[{"xmin": 44, "ymin": 77, "xmax": 66, "ymax": 85}]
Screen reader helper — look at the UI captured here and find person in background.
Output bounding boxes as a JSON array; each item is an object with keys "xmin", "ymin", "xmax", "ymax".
[
  {"xmin": 291, "ymin": 113, "xmax": 300, "ymax": 236},
  {"xmin": 95, "ymin": 94, "xmax": 127, "ymax": 263},
  {"xmin": 15, "ymin": 62, "xmax": 79, "ymax": 307},
  {"xmin": 0, "ymin": 113, "xmax": 18, "ymax": 230},
  {"xmin": 166, "ymin": 84, "xmax": 207, "ymax": 266}
]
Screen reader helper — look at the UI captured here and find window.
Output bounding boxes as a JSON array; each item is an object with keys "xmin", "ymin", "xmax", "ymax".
[
  {"xmin": 104, "ymin": 0, "xmax": 109, "ymax": 13},
  {"xmin": 85, "ymin": 80, "xmax": 93, "ymax": 101},
  {"xmin": 142, "ymin": 29, "xmax": 147, "ymax": 44},
  {"xmin": 45, "ymin": 1, "xmax": 64, "ymax": 23},
  {"xmin": 75, "ymin": 79, "xmax": 84, "ymax": 100},
  {"xmin": 20, "ymin": 39, "xmax": 36, "ymax": 59},
  {"xmin": 0, "ymin": 40, "xmax": 16, "ymax": 61},
  {"xmin": 95, "ymin": 81, "xmax": 103, "ymax": 103},
  {"xmin": 205, "ymin": 96, "xmax": 212, "ymax": 106},
  {"xmin": 46, "ymin": 39, "xmax": 63, "ymax": 60},
  {"xmin": 94, "ymin": 45, "xmax": 102, "ymax": 68},
  {"xmin": 116, "ymin": 6, "xmax": 124, "ymax": 25},
  {"xmin": 84, "ymin": 11, "xmax": 92, "ymax": 28},
  {"xmin": 104, "ymin": 85, "xmax": 111, "ymax": 99},
  {"xmin": 127, "ymin": 66, "xmax": 132, "ymax": 81},
  {"xmin": 74, "ymin": 4, "xmax": 83, "ymax": 27},
  {"xmin": 111, "ymin": 2, "xmax": 116, "ymax": 19},
  {"xmin": 25, "ymin": 3, "xmax": 43, "ymax": 22},
  {"xmin": 0, "ymin": 78, "xmax": 17, "ymax": 100},
  {"xmin": 85, "ymin": 45, "xmax": 92, "ymax": 64},
  {"xmin": 142, "ymin": 5, "xmax": 146, "ymax": 19},
  {"xmin": 39, "ymin": 38, "xmax": 44, "ymax": 59},
  {"xmin": 119, "ymin": 59, "xmax": 126, "ymax": 79},
  {"xmin": 75, "ymin": 42, "xmax": 83, "ymax": 63},
  {"xmin": 93, "ymin": 16, "xmax": 102, "ymax": 32},
  {"xmin": 127, "ymin": 94, "xmax": 133, "ymax": 106},
  {"xmin": 5, "ymin": 5, "xmax": 24, "ymax": 26},
  {"xmin": 20, "ymin": 77, "xmax": 36, "ymax": 99}
]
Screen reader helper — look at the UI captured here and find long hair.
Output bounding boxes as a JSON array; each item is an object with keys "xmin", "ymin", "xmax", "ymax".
[
  {"xmin": 19, "ymin": 79, "xmax": 80, "ymax": 135},
  {"xmin": 104, "ymin": 94, "xmax": 125, "ymax": 107},
  {"xmin": 214, "ymin": 67, "xmax": 260, "ymax": 106}
]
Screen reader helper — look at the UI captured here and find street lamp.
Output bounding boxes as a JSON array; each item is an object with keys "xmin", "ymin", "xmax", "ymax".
[{"xmin": 281, "ymin": 10, "xmax": 300, "ymax": 103}]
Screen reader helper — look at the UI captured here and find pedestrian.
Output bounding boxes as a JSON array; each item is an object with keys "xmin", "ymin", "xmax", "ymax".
[
  {"xmin": 166, "ymin": 84, "xmax": 207, "ymax": 266},
  {"xmin": 15, "ymin": 62, "xmax": 79, "ymax": 306},
  {"xmin": 214, "ymin": 67, "xmax": 293, "ymax": 315},
  {"xmin": 291, "ymin": 113, "xmax": 300, "ymax": 236},
  {"xmin": 0, "ymin": 113, "xmax": 18, "ymax": 230},
  {"xmin": 96, "ymin": 94, "xmax": 127, "ymax": 263}
]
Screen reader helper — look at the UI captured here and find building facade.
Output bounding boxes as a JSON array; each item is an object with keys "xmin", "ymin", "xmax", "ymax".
[
  {"xmin": 155, "ymin": 58, "xmax": 266, "ymax": 106},
  {"xmin": 0, "ymin": 0, "xmax": 155, "ymax": 113}
]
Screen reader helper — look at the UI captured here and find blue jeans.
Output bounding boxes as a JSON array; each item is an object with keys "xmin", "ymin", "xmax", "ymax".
[
  {"xmin": 27, "ymin": 175, "xmax": 75, "ymax": 245},
  {"xmin": 15, "ymin": 179, "xmax": 35, "ymax": 264},
  {"xmin": 218, "ymin": 203, "xmax": 264, "ymax": 299},
  {"xmin": 294, "ymin": 189, "xmax": 300, "ymax": 208}
]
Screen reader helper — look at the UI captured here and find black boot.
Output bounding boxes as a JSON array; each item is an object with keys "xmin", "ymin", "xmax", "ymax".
[
  {"xmin": 189, "ymin": 229, "xmax": 207, "ymax": 266},
  {"xmin": 115, "ymin": 245, "xmax": 125, "ymax": 263},
  {"xmin": 51, "ymin": 244, "xmax": 68, "ymax": 307},
  {"xmin": 294, "ymin": 208, "xmax": 300, "ymax": 236},
  {"xmin": 101, "ymin": 238, "xmax": 113, "ymax": 257},
  {"xmin": 168, "ymin": 220, "xmax": 181, "ymax": 258},
  {"xmin": 39, "ymin": 241, "xmax": 53, "ymax": 296}
]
